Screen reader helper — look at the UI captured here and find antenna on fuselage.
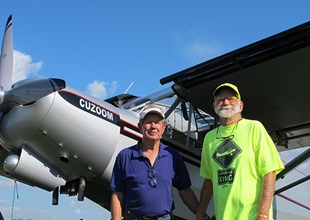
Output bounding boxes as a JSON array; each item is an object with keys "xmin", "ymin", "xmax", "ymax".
[
  {"xmin": 124, "ymin": 81, "xmax": 134, "ymax": 94},
  {"xmin": 10, "ymin": 180, "xmax": 19, "ymax": 220}
]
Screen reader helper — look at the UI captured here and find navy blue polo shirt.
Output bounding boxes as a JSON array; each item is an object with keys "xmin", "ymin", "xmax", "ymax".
[{"xmin": 110, "ymin": 142, "xmax": 192, "ymax": 216}]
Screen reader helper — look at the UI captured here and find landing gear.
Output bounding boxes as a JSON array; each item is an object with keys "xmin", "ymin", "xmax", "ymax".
[
  {"xmin": 78, "ymin": 176, "xmax": 86, "ymax": 201},
  {"xmin": 55, "ymin": 176, "xmax": 86, "ymax": 204},
  {"xmin": 52, "ymin": 187, "xmax": 59, "ymax": 205}
]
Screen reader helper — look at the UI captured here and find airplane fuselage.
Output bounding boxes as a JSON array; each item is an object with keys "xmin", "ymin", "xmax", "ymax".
[{"xmin": 0, "ymin": 86, "xmax": 203, "ymax": 219}]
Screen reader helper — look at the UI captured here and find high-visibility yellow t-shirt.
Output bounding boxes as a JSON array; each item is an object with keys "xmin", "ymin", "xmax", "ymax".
[{"xmin": 200, "ymin": 119, "xmax": 284, "ymax": 220}]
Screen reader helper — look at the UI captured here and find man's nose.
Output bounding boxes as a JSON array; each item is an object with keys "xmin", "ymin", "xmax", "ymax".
[{"xmin": 222, "ymin": 98, "xmax": 230, "ymax": 104}]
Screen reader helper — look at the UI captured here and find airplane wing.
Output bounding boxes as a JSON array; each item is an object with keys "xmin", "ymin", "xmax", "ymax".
[{"xmin": 160, "ymin": 21, "xmax": 310, "ymax": 152}]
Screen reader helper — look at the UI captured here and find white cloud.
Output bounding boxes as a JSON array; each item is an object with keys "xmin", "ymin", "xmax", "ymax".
[
  {"xmin": 174, "ymin": 30, "xmax": 223, "ymax": 63},
  {"xmin": 86, "ymin": 80, "xmax": 118, "ymax": 100},
  {"xmin": 12, "ymin": 50, "xmax": 43, "ymax": 83},
  {"xmin": 0, "ymin": 178, "xmax": 15, "ymax": 187},
  {"xmin": 74, "ymin": 208, "xmax": 81, "ymax": 214},
  {"xmin": 110, "ymin": 80, "xmax": 118, "ymax": 94},
  {"xmin": 183, "ymin": 40, "xmax": 219, "ymax": 61},
  {"xmin": 11, "ymin": 49, "xmax": 118, "ymax": 100}
]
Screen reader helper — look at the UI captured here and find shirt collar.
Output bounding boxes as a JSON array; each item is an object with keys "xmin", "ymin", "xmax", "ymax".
[{"xmin": 132, "ymin": 141, "xmax": 169, "ymax": 159}]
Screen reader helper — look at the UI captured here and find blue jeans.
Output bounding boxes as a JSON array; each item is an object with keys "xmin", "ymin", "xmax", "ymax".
[{"xmin": 123, "ymin": 212, "xmax": 173, "ymax": 220}]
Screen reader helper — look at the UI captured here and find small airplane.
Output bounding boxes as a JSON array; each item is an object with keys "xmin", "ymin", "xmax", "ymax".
[
  {"xmin": 215, "ymin": 148, "xmax": 236, "ymax": 158},
  {"xmin": 0, "ymin": 15, "xmax": 309, "ymax": 219}
]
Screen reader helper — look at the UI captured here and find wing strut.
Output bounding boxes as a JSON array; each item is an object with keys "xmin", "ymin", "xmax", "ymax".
[
  {"xmin": 275, "ymin": 174, "xmax": 310, "ymax": 195},
  {"xmin": 52, "ymin": 187, "xmax": 59, "ymax": 205},
  {"xmin": 277, "ymin": 147, "xmax": 310, "ymax": 180}
]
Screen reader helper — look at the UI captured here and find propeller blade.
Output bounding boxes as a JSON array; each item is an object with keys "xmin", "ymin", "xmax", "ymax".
[
  {"xmin": 0, "ymin": 78, "xmax": 66, "ymax": 112},
  {"xmin": 0, "ymin": 15, "xmax": 13, "ymax": 91}
]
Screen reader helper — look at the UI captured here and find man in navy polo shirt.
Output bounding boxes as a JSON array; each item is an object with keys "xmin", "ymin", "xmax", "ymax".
[{"xmin": 110, "ymin": 104, "xmax": 198, "ymax": 220}]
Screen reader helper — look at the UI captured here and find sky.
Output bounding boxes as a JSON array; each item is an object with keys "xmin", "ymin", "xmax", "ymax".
[{"xmin": 0, "ymin": 1, "xmax": 309, "ymax": 219}]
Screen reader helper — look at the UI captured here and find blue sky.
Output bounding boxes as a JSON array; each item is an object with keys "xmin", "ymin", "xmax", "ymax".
[{"xmin": 0, "ymin": 1, "xmax": 309, "ymax": 219}]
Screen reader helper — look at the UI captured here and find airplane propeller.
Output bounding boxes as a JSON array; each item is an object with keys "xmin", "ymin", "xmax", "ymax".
[
  {"xmin": 0, "ymin": 15, "xmax": 13, "ymax": 92},
  {"xmin": 0, "ymin": 15, "xmax": 66, "ymax": 113}
]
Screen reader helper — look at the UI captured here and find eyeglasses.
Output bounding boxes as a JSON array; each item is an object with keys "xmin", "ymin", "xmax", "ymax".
[
  {"xmin": 216, "ymin": 134, "xmax": 234, "ymax": 141},
  {"xmin": 215, "ymin": 97, "xmax": 239, "ymax": 105},
  {"xmin": 148, "ymin": 168, "xmax": 157, "ymax": 188},
  {"xmin": 215, "ymin": 118, "xmax": 241, "ymax": 141}
]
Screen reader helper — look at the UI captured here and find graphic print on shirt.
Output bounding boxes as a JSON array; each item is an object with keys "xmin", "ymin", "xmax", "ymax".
[{"xmin": 212, "ymin": 139, "xmax": 241, "ymax": 185}]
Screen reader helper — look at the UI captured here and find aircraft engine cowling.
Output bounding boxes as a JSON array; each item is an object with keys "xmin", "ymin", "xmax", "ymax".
[{"xmin": 3, "ymin": 147, "xmax": 66, "ymax": 191}]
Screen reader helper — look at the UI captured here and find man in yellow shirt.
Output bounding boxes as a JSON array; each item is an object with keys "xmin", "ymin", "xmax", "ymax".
[{"xmin": 196, "ymin": 83, "xmax": 284, "ymax": 220}]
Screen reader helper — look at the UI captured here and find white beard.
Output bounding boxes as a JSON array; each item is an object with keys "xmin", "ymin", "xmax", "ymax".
[{"xmin": 214, "ymin": 102, "xmax": 242, "ymax": 118}]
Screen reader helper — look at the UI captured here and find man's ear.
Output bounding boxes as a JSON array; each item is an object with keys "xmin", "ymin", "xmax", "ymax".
[
  {"xmin": 239, "ymin": 100, "xmax": 244, "ymax": 111},
  {"xmin": 138, "ymin": 122, "xmax": 143, "ymax": 132}
]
